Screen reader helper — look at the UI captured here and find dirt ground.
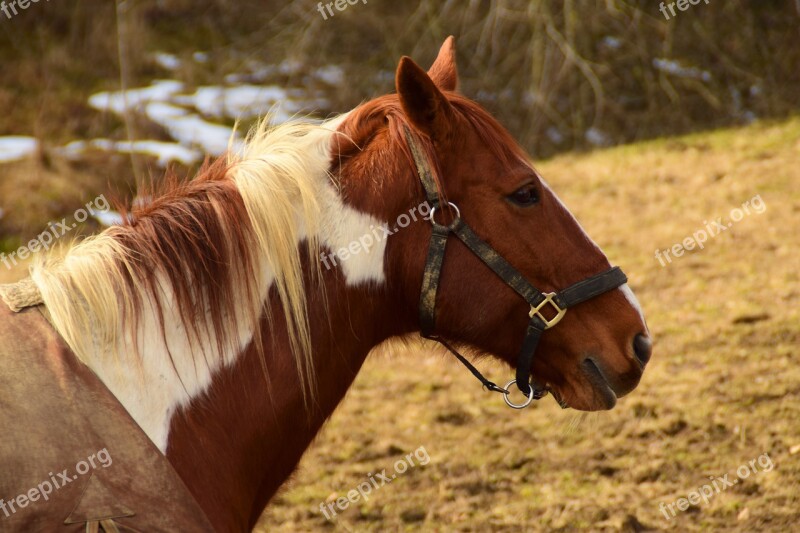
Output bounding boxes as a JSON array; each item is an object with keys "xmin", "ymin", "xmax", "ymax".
[{"xmin": 253, "ymin": 117, "xmax": 800, "ymax": 532}]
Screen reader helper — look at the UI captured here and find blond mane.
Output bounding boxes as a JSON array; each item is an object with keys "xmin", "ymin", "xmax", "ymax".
[{"xmin": 29, "ymin": 118, "xmax": 339, "ymax": 408}]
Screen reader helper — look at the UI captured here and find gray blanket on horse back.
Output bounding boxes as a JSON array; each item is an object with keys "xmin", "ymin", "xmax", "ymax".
[{"xmin": 0, "ymin": 301, "xmax": 215, "ymax": 532}]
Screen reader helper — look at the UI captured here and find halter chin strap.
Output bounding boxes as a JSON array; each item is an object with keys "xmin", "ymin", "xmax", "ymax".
[{"xmin": 404, "ymin": 126, "xmax": 628, "ymax": 407}]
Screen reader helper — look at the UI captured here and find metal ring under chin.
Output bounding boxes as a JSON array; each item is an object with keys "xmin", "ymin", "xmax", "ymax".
[{"xmin": 502, "ymin": 379, "xmax": 535, "ymax": 409}]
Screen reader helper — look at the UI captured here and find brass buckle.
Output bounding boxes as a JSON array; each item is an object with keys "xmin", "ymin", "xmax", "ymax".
[{"xmin": 529, "ymin": 293, "xmax": 566, "ymax": 329}]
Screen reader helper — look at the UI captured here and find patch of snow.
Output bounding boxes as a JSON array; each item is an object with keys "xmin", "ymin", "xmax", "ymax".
[
  {"xmin": 585, "ymin": 127, "xmax": 611, "ymax": 147},
  {"xmin": 59, "ymin": 139, "xmax": 202, "ymax": 167},
  {"xmin": 84, "ymin": 71, "xmax": 327, "ymax": 159},
  {"xmin": 314, "ymin": 66, "xmax": 344, "ymax": 86},
  {"xmin": 121, "ymin": 140, "xmax": 201, "ymax": 166},
  {"xmin": 224, "ymin": 59, "xmax": 303, "ymax": 84},
  {"xmin": 61, "ymin": 139, "xmax": 203, "ymax": 167},
  {"xmin": 144, "ymin": 101, "xmax": 190, "ymax": 121},
  {"xmin": 193, "ymin": 52, "xmax": 209, "ymax": 64},
  {"xmin": 154, "ymin": 52, "xmax": 182, "ymax": 71},
  {"xmin": 0, "ymin": 136, "xmax": 38, "ymax": 163},
  {"xmin": 146, "ymin": 102, "xmax": 238, "ymax": 156},
  {"xmin": 602, "ymin": 36, "xmax": 622, "ymax": 50},
  {"xmin": 58, "ymin": 140, "xmax": 89, "ymax": 160},
  {"xmin": 89, "ymin": 80, "xmax": 184, "ymax": 115},
  {"xmin": 174, "ymin": 85, "xmax": 291, "ymax": 119},
  {"xmin": 546, "ymin": 127, "xmax": 565, "ymax": 145},
  {"xmin": 653, "ymin": 59, "xmax": 711, "ymax": 82}
]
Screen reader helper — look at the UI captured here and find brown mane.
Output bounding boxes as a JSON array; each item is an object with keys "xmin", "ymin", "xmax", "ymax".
[{"xmin": 111, "ymin": 158, "xmax": 258, "ymax": 365}]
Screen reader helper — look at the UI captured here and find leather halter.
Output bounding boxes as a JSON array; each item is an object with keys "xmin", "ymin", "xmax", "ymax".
[{"xmin": 404, "ymin": 126, "xmax": 628, "ymax": 409}]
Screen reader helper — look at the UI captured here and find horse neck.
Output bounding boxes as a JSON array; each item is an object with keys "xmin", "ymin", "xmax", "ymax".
[{"xmin": 164, "ymin": 240, "xmax": 416, "ymax": 531}]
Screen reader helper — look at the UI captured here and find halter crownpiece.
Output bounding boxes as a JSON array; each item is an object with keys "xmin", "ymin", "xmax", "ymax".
[{"xmin": 403, "ymin": 126, "xmax": 628, "ymax": 409}]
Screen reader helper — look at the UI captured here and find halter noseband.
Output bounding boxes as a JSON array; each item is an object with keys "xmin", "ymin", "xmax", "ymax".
[{"xmin": 404, "ymin": 126, "xmax": 628, "ymax": 409}]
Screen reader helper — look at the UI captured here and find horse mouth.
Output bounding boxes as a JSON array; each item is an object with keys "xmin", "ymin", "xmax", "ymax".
[
  {"xmin": 546, "ymin": 386, "xmax": 570, "ymax": 409},
  {"xmin": 579, "ymin": 358, "xmax": 618, "ymax": 410}
]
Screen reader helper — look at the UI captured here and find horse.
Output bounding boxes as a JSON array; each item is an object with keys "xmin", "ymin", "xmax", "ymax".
[{"xmin": 0, "ymin": 37, "xmax": 651, "ymax": 531}]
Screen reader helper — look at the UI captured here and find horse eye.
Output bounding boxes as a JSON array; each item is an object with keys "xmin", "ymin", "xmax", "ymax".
[{"xmin": 508, "ymin": 184, "xmax": 540, "ymax": 207}]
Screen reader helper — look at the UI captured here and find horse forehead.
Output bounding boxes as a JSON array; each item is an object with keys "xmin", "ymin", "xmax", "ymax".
[
  {"xmin": 441, "ymin": 154, "xmax": 529, "ymax": 194},
  {"xmin": 539, "ymin": 178, "xmax": 606, "ymax": 252}
]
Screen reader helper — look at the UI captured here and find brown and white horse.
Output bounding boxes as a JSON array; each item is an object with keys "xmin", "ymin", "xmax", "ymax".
[{"xmin": 2, "ymin": 38, "xmax": 650, "ymax": 531}]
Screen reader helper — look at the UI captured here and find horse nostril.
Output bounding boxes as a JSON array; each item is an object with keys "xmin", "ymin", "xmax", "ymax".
[{"xmin": 633, "ymin": 333, "xmax": 652, "ymax": 366}]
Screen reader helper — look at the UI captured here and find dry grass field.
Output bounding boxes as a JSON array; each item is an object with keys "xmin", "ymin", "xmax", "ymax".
[{"xmin": 250, "ymin": 117, "xmax": 799, "ymax": 532}]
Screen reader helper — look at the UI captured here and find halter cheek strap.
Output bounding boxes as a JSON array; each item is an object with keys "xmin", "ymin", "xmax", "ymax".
[{"xmin": 404, "ymin": 126, "xmax": 628, "ymax": 408}]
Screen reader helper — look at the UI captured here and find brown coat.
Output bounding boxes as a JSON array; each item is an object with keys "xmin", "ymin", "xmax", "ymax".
[{"xmin": 0, "ymin": 296, "xmax": 215, "ymax": 532}]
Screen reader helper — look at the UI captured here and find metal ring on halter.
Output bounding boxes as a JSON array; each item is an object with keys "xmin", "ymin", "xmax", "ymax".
[
  {"xmin": 502, "ymin": 379, "xmax": 535, "ymax": 409},
  {"xmin": 428, "ymin": 202, "xmax": 461, "ymax": 226}
]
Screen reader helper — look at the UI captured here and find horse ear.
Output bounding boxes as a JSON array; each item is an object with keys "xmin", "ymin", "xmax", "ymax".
[
  {"xmin": 428, "ymin": 36, "xmax": 459, "ymax": 92},
  {"xmin": 396, "ymin": 56, "xmax": 456, "ymax": 141}
]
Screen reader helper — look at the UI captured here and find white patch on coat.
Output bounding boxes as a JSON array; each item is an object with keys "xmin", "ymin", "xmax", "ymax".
[{"xmin": 92, "ymin": 115, "xmax": 388, "ymax": 452}]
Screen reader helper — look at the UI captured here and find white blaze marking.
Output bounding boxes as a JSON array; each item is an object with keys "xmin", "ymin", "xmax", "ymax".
[
  {"xmin": 540, "ymin": 179, "xmax": 647, "ymax": 331},
  {"xmin": 620, "ymin": 283, "xmax": 648, "ymax": 333}
]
